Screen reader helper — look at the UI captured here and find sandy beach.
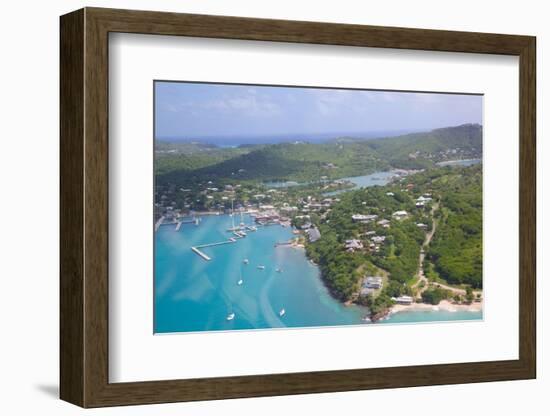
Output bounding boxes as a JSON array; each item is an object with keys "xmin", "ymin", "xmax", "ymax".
[{"xmin": 390, "ymin": 300, "xmax": 482, "ymax": 315}]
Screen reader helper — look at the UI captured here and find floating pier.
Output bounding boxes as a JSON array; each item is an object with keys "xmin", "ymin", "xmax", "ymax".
[
  {"xmin": 175, "ymin": 222, "xmax": 182, "ymax": 231},
  {"xmin": 191, "ymin": 247, "xmax": 211, "ymax": 261},
  {"xmin": 196, "ymin": 240, "xmax": 236, "ymax": 249}
]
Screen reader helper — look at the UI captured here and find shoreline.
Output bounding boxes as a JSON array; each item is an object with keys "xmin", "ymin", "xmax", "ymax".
[
  {"xmin": 390, "ymin": 300, "xmax": 482, "ymax": 315},
  {"xmin": 366, "ymin": 300, "xmax": 482, "ymax": 323}
]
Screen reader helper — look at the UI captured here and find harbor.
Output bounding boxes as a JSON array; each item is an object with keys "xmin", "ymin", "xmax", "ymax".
[
  {"xmin": 155, "ymin": 213, "xmax": 369, "ymax": 333},
  {"xmin": 155, "ymin": 212, "xmax": 482, "ymax": 333}
]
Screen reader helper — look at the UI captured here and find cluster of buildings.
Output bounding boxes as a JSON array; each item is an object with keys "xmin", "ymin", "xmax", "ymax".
[
  {"xmin": 344, "ymin": 239, "xmax": 363, "ymax": 252},
  {"xmin": 406, "ymin": 143, "xmax": 481, "ymax": 163}
]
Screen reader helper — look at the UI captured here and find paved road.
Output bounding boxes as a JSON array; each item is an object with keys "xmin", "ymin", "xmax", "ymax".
[{"xmin": 412, "ymin": 202, "xmax": 438, "ymax": 292}]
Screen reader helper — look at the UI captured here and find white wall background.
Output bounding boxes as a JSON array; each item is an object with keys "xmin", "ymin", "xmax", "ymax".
[{"xmin": 0, "ymin": 0, "xmax": 545, "ymax": 414}]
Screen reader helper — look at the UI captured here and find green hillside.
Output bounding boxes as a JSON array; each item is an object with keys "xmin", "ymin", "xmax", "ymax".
[
  {"xmin": 366, "ymin": 124, "xmax": 482, "ymax": 169},
  {"xmin": 155, "ymin": 124, "xmax": 482, "ymax": 185}
]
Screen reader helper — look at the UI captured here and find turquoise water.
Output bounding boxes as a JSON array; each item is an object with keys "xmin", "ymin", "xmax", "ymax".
[
  {"xmin": 323, "ymin": 171, "xmax": 396, "ymax": 196},
  {"xmin": 155, "ymin": 214, "xmax": 367, "ymax": 333},
  {"xmin": 154, "ymin": 214, "xmax": 482, "ymax": 333},
  {"xmin": 436, "ymin": 158, "xmax": 482, "ymax": 167},
  {"xmin": 384, "ymin": 310, "xmax": 482, "ymax": 324},
  {"xmin": 263, "ymin": 171, "xmax": 396, "ymax": 193}
]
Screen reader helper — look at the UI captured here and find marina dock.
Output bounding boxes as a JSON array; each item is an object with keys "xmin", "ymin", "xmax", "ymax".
[{"xmin": 175, "ymin": 222, "xmax": 182, "ymax": 231}]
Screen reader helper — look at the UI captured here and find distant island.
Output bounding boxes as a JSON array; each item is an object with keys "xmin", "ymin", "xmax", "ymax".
[{"xmin": 154, "ymin": 124, "xmax": 483, "ymax": 326}]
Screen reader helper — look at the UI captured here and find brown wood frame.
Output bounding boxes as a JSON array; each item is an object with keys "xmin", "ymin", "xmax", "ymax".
[{"xmin": 60, "ymin": 7, "xmax": 536, "ymax": 408}]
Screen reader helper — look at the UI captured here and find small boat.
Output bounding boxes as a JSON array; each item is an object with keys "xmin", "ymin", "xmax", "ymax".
[
  {"xmin": 226, "ymin": 313, "xmax": 235, "ymax": 321},
  {"xmin": 279, "ymin": 309, "xmax": 285, "ymax": 317},
  {"xmin": 276, "ymin": 268, "xmax": 282, "ymax": 273},
  {"xmin": 243, "ymin": 259, "xmax": 249, "ymax": 264},
  {"xmin": 237, "ymin": 279, "xmax": 243, "ymax": 285},
  {"xmin": 257, "ymin": 265, "xmax": 265, "ymax": 270}
]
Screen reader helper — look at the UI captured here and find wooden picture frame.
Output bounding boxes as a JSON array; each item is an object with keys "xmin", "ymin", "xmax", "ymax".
[{"xmin": 60, "ymin": 7, "xmax": 536, "ymax": 408}]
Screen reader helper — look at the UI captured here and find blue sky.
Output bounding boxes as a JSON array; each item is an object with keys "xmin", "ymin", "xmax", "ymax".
[{"xmin": 155, "ymin": 81, "xmax": 482, "ymax": 140}]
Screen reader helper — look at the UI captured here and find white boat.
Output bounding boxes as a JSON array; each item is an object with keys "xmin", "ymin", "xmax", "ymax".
[
  {"xmin": 226, "ymin": 313, "xmax": 235, "ymax": 321},
  {"xmin": 276, "ymin": 268, "xmax": 282, "ymax": 273},
  {"xmin": 243, "ymin": 259, "xmax": 249, "ymax": 264},
  {"xmin": 257, "ymin": 265, "xmax": 265, "ymax": 270},
  {"xmin": 237, "ymin": 279, "xmax": 243, "ymax": 285},
  {"xmin": 279, "ymin": 309, "xmax": 285, "ymax": 317}
]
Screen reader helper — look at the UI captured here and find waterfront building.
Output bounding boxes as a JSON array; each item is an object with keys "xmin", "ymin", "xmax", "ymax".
[
  {"xmin": 306, "ymin": 227, "xmax": 321, "ymax": 242},
  {"xmin": 395, "ymin": 295, "xmax": 414, "ymax": 305}
]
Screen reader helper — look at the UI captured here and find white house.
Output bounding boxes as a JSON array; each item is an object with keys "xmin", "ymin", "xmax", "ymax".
[
  {"xmin": 352, "ymin": 214, "xmax": 378, "ymax": 223},
  {"xmin": 392, "ymin": 210, "xmax": 409, "ymax": 220},
  {"xmin": 344, "ymin": 239, "xmax": 364, "ymax": 251},
  {"xmin": 363, "ymin": 276, "xmax": 383, "ymax": 289},
  {"xmin": 394, "ymin": 295, "xmax": 414, "ymax": 305}
]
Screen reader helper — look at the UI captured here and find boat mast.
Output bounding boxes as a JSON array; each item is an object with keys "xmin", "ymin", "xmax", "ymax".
[{"xmin": 231, "ymin": 199, "xmax": 235, "ymax": 229}]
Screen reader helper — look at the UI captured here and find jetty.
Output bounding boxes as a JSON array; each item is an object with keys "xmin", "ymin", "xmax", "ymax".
[
  {"xmin": 275, "ymin": 241, "xmax": 293, "ymax": 247},
  {"xmin": 191, "ymin": 238, "xmax": 237, "ymax": 261},
  {"xmin": 175, "ymin": 217, "xmax": 199, "ymax": 231},
  {"xmin": 154, "ymin": 216, "xmax": 165, "ymax": 232}
]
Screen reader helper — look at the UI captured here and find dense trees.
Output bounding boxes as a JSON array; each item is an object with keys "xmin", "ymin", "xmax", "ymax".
[
  {"xmin": 307, "ymin": 164, "xmax": 482, "ymax": 311},
  {"xmin": 426, "ymin": 165, "xmax": 483, "ymax": 288},
  {"xmin": 421, "ymin": 287, "xmax": 450, "ymax": 305}
]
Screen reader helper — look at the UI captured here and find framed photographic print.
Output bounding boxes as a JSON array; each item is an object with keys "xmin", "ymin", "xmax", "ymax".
[{"xmin": 60, "ymin": 7, "xmax": 536, "ymax": 408}]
